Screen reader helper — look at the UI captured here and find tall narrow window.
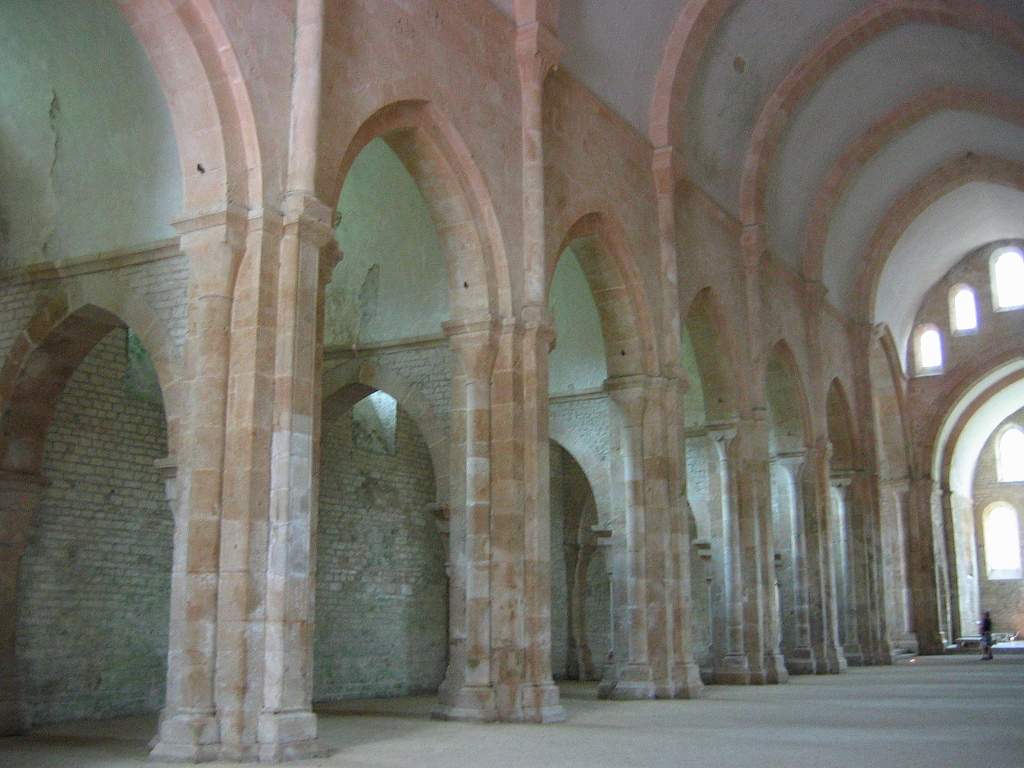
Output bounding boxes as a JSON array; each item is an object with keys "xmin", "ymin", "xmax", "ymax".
[
  {"xmin": 996, "ymin": 424, "xmax": 1024, "ymax": 482},
  {"xmin": 991, "ymin": 247, "xmax": 1024, "ymax": 310},
  {"xmin": 982, "ymin": 503, "xmax": 1022, "ymax": 579},
  {"xmin": 949, "ymin": 285, "xmax": 978, "ymax": 333},
  {"xmin": 914, "ymin": 325, "xmax": 943, "ymax": 374}
]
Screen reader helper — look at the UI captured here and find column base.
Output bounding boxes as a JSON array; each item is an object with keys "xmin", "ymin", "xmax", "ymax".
[
  {"xmin": 257, "ymin": 711, "xmax": 328, "ymax": 764},
  {"xmin": 659, "ymin": 662, "xmax": 704, "ymax": 699},
  {"xmin": 761, "ymin": 652, "xmax": 789, "ymax": 684},
  {"xmin": 871, "ymin": 642, "xmax": 894, "ymax": 666},
  {"xmin": 713, "ymin": 653, "xmax": 751, "ymax": 685},
  {"xmin": 814, "ymin": 647, "xmax": 847, "ymax": 674},
  {"xmin": 598, "ymin": 663, "xmax": 657, "ymax": 700},
  {"xmin": 784, "ymin": 647, "xmax": 817, "ymax": 675},
  {"xmin": 843, "ymin": 644, "xmax": 866, "ymax": 667},
  {"xmin": 516, "ymin": 683, "xmax": 566, "ymax": 723},
  {"xmin": 149, "ymin": 710, "xmax": 220, "ymax": 763},
  {"xmin": 0, "ymin": 698, "xmax": 25, "ymax": 737},
  {"xmin": 432, "ymin": 684, "xmax": 496, "ymax": 722}
]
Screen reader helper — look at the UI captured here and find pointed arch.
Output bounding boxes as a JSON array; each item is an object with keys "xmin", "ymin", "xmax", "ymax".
[
  {"xmin": 739, "ymin": 0, "xmax": 1024, "ymax": 249},
  {"xmin": 547, "ymin": 211, "xmax": 658, "ymax": 379},
  {"xmin": 681, "ymin": 286, "xmax": 739, "ymax": 424},
  {"xmin": 826, "ymin": 378, "xmax": 858, "ymax": 472},
  {"xmin": 118, "ymin": 0, "xmax": 261, "ymax": 212},
  {"xmin": 322, "ymin": 359, "xmax": 448, "ymax": 507},
  {"xmin": 803, "ymin": 89, "xmax": 1024, "ymax": 283},
  {"xmin": 763, "ymin": 340, "xmax": 813, "ymax": 456},
  {"xmin": 869, "ymin": 325, "xmax": 912, "ymax": 482},
  {"xmin": 0, "ymin": 276, "xmax": 181, "ymax": 476},
  {"xmin": 649, "ymin": 0, "xmax": 737, "ymax": 148},
  {"xmin": 548, "ymin": 433, "xmax": 611, "ymax": 530},
  {"xmin": 858, "ymin": 155, "xmax": 1024, "ymax": 323},
  {"xmin": 327, "ymin": 100, "xmax": 511, "ymax": 322}
]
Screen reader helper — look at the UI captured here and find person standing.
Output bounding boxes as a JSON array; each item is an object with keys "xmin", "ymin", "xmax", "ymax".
[{"xmin": 981, "ymin": 611, "xmax": 994, "ymax": 660}]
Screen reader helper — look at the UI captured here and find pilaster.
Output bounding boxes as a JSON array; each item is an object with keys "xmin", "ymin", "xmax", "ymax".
[
  {"xmin": 772, "ymin": 453, "xmax": 817, "ymax": 675},
  {"xmin": 0, "ymin": 470, "xmax": 46, "ymax": 736},
  {"xmin": 151, "ymin": 206, "xmax": 247, "ymax": 763},
  {"xmin": 256, "ymin": 193, "xmax": 334, "ymax": 763},
  {"xmin": 706, "ymin": 423, "xmax": 750, "ymax": 684},
  {"xmin": 435, "ymin": 318, "xmax": 498, "ymax": 722}
]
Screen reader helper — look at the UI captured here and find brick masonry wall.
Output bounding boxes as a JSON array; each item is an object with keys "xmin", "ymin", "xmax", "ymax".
[
  {"xmin": 314, "ymin": 399, "xmax": 447, "ymax": 701},
  {"xmin": 0, "ymin": 254, "xmax": 190, "ymax": 373},
  {"xmin": 16, "ymin": 328, "xmax": 172, "ymax": 726},
  {"xmin": 333, "ymin": 342, "xmax": 452, "ymax": 439},
  {"xmin": 550, "ymin": 441, "xmax": 611, "ymax": 681}
]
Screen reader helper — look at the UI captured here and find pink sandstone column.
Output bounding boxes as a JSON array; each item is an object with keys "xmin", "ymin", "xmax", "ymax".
[
  {"xmin": 435, "ymin": 319, "xmax": 498, "ymax": 721},
  {"xmin": 151, "ymin": 213, "xmax": 244, "ymax": 763},
  {"xmin": 512, "ymin": 14, "xmax": 565, "ymax": 723},
  {"xmin": 257, "ymin": 195, "xmax": 334, "ymax": 763},
  {"xmin": 601, "ymin": 376, "xmax": 656, "ymax": 698}
]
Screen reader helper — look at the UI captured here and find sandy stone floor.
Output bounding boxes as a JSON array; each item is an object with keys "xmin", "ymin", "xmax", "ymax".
[{"xmin": 2, "ymin": 656, "xmax": 1022, "ymax": 768}]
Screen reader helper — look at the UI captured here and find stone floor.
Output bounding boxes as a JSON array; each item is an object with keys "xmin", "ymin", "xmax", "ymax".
[{"xmin": 2, "ymin": 656, "xmax": 1022, "ymax": 768}]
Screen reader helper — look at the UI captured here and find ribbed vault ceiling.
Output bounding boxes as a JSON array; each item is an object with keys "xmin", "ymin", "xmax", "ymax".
[{"xmin": 490, "ymin": 0, "xmax": 1024, "ymax": 360}]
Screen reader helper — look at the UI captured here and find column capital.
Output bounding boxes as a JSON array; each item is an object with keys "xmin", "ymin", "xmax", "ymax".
[
  {"xmin": 282, "ymin": 192, "xmax": 335, "ymax": 247},
  {"xmin": 519, "ymin": 304, "xmax": 556, "ymax": 350},
  {"xmin": 515, "ymin": 21, "xmax": 562, "ymax": 84},
  {"xmin": 442, "ymin": 315, "xmax": 499, "ymax": 342}
]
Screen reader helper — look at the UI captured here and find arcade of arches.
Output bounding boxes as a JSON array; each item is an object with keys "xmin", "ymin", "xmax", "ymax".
[{"xmin": 1, "ymin": 0, "xmax": 1023, "ymax": 764}]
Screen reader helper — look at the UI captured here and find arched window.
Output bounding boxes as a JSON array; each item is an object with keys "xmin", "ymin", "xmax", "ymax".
[
  {"xmin": 982, "ymin": 503, "xmax": 1022, "ymax": 579},
  {"xmin": 996, "ymin": 424, "xmax": 1024, "ymax": 483},
  {"xmin": 949, "ymin": 284, "xmax": 978, "ymax": 333},
  {"xmin": 914, "ymin": 324, "xmax": 943, "ymax": 374},
  {"xmin": 991, "ymin": 247, "xmax": 1024, "ymax": 310}
]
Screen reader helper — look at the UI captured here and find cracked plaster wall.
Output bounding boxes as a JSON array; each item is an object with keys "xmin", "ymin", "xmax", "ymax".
[
  {"xmin": 0, "ymin": 0, "xmax": 179, "ymax": 269},
  {"xmin": 326, "ymin": 138, "xmax": 449, "ymax": 347}
]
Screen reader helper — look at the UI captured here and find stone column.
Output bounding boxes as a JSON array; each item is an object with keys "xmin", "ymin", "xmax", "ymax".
[
  {"xmin": 0, "ymin": 471, "xmax": 46, "ymax": 735},
  {"xmin": 696, "ymin": 540, "xmax": 714, "ymax": 674},
  {"xmin": 435, "ymin": 319, "xmax": 498, "ymax": 721},
  {"xmin": 802, "ymin": 440, "xmax": 847, "ymax": 674},
  {"xmin": 660, "ymin": 376, "xmax": 705, "ymax": 698},
  {"xmin": 830, "ymin": 472, "xmax": 864, "ymax": 665},
  {"xmin": 706, "ymin": 423, "xmax": 750, "ymax": 683},
  {"xmin": 601, "ymin": 376, "xmax": 656, "ymax": 698},
  {"xmin": 518, "ymin": 309, "xmax": 564, "ymax": 721},
  {"xmin": 755, "ymin": 424, "xmax": 788, "ymax": 685},
  {"xmin": 773, "ymin": 453, "xmax": 816, "ymax": 674},
  {"xmin": 151, "ymin": 211, "xmax": 245, "ymax": 763},
  {"xmin": 255, "ymin": 195, "xmax": 334, "ymax": 763},
  {"xmin": 907, "ymin": 476, "xmax": 944, "ymax": 654},
  {"xmin": 600, "ymin": 375, "xmax": 702, "ymax": 698},
  {"xmin": 568, "ymin": 530, "xmax": 597, "ymax": 682}
]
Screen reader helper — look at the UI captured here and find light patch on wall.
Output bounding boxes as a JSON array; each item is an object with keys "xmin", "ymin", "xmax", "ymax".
[
  {"xmin": 326, "ymin": 138, "xmax": 448, "ymax": 348},
  {"xmin": 352, "ymin": 391, "xmax": 398, "ymax": 456},
  {"xmin": 124, "ymin": 330, "xmax": 163, "ymax": 406},
  {"xmin": 549, "ymin": 247, "xmax": 607, "ymax": 395}
]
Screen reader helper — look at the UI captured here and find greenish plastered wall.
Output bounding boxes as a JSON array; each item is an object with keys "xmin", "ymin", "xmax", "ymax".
[
  {"xmin": 549, "ymin": 248, "xmax": 607, "ymax": 395},
  {"xmin": 326, "ymin": 139, "xmax": 449, "ymax": 347},
  {"xmin": 0, "ymin": 0, "xmax": 180, "ymax": 268}
]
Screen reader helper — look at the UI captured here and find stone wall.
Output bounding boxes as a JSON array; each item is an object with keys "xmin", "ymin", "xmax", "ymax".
[
  {"xmin": 314, "ymin": 399, "xmax": 447, "ymax": 701},
  {"xmin": 549, "ymin": 442, "xmax": 611, "ymax": 681},
  {"xmin": 972, "ymin": 410, "xmax": 1024, "ymax": 637},
  {"xmin": 16, "ymin": 329, "xmax": 171, "ymax": 725}
]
